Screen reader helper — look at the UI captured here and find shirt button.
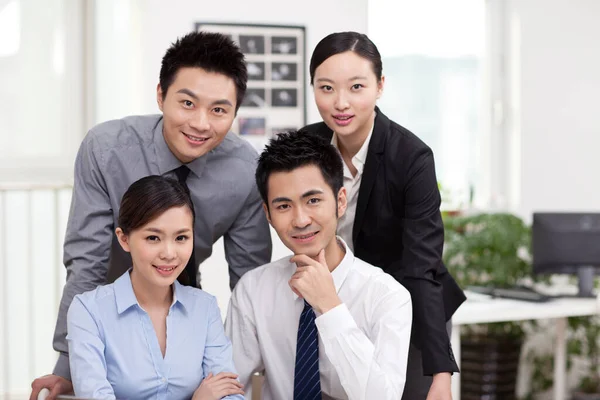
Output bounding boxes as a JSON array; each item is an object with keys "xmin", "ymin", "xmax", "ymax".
[{"xmin": 161, "ymin": 377, "xmax": 167, "ymax": 383}]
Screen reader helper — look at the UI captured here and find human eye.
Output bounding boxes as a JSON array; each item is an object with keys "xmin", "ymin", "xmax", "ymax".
[
  {"xmin": 308, "ymin": 197, "xmax": 321, "ymax": 205},
  {"xmin": 146, "ymin": 235, "xmax": 160, "ymax": 242},
  {"xmin": 213, "ymin": 107, "xmax": 227, "ymax": 114},
  {"xmin": 319, "ymin": 85, "xmax": 333, "ymax": 92},
  {"xmin": 176, "ymin": 235, "xmax": 189, "ymax": 242},
  {"xmin": 351, "ymin": 83, "xmax": 363, "ymax": 90},
  {"xmin": 182, "ymin": 100, "xmax": 194, "ymax": 108},
  {"xmin": 276, "ymin": 204, "xmax": 290, "ymax": 210}
]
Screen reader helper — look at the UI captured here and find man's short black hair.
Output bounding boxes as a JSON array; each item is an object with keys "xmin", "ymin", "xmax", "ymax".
[
  {"xmin": 159, "ymin": 31, "xmax": 248, "ymax": 112},
  {"xmin": 255, "ymin": 130, "xmax": 344, "ymax": 209}
]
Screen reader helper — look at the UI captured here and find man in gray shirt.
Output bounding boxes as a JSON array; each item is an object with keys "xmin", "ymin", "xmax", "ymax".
[{"xmin": 29, "ymin": 31, "xmax": 272, "ymax": 399}]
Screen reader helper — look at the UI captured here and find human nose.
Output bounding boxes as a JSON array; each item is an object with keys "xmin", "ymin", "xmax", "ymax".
[
  {"xmin": 189, "ymin": 109, "xmax": 210, "ymax": 131},
  {"xmin": 160, "ymin": 241, "xmax": 176, "ymax": 260},
  {"xmin": 292, "ymin": 207, "xmax": 311, "ymax": 229},
  {"xmin": 334, "ymin": 91, "xmax": 350, "ymax": 111}
]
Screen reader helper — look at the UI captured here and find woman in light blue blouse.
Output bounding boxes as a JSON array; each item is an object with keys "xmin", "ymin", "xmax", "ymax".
[{"xmin": 66, "ymin": 176, "xmax": 244, "ymax": 400}]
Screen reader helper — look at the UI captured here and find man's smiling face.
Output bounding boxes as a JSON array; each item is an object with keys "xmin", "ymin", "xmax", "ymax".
[{"xmin": 157, "ymin": 67, "xmax": 237, "ymax": 163}]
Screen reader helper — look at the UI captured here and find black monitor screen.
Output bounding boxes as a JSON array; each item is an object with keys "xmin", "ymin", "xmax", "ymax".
[{"xmin": 532, "ymin": 212, "xmax": 600, "ymax": 274}]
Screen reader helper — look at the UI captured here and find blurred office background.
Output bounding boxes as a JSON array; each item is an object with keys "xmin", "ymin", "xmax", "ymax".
[{"xmin": 1, "ymin": 0, "xmax": 599, "ymax": 397}]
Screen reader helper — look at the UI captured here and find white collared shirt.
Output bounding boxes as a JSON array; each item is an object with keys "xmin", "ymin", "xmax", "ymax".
[
  {"xmin": 332, "ymin": 127, "xmax": 374, "ymax": 251},
  {"xmin": 225, "ymin": 238, "xmax": 412, "ymax": 400}
]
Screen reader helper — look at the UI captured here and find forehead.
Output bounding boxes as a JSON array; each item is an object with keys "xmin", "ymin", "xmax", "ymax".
[
  {"xmin": 267, "ymin": 164, "xmax": 333, "ymax": 199},
  {"xmin": 138, "ymin": 206, "xmax": 193, "ymax": 229},
  {"xmin": 168, "ymin": 67, "xmax": 236, "ymax": 100},
  {"xmin": 314, "ymin": 51, "xmax": 376, "ymax": 81}
]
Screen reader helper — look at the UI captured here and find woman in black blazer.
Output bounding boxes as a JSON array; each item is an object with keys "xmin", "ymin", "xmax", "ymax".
[{"xmin": 302, "ymin": 32, "xmax": 466, "ymax": 400}]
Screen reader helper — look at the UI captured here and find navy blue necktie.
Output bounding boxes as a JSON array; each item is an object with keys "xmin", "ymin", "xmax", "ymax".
[
  {"xmin": 173, "ymin": 165, "xmax": 198, "ymax": 288},
  {"xmin": 293, "ymin": 300, "xmax": 322, "ymax": 400}
]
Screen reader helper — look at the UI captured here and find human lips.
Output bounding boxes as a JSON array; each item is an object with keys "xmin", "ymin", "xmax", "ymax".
[
  {"xmin": 332, "ymin": 114, "xmax": 354, "ymax": 126},
  {"xmin": 291, "ymin": 231, "xmax": 319, "ymax": 243},
  {"xmin": 153, "ymin": 264, "xmax": 178, "ymax": 276},
  {"xmin": 182, "ymin": 132, "xmax": 209, "ymax": 144}
]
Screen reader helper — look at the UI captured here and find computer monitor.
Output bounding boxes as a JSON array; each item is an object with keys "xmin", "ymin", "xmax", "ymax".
[{"xmin": 532, "ymin": 212, "xmax": 600, "ymax": 297}]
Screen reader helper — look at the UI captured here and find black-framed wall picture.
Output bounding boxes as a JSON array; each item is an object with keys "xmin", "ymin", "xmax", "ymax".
[{"xmin": 195, "ymin": 22, "xmax": 306, "ymax": 150}]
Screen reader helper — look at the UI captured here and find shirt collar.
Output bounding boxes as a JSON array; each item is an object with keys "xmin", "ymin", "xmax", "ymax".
[
  {"xmin": 114, "ymin": 269, "xmax": 188, "ymax": 314},
  {"xmin": 331, "ymin": 123, "xmax": 374, "ymax": 176},
  {"xmin": 171, "ymin": 280, "xmax": 190, "ymax": 314},
  {"xmin": 153, "ymin": 116, "xmax": 209, "ymax": 178},
  {"xmin": 114, "ymin": 270, "xmax": 140, "ymax": 314},
  {"xmin": 290, "ymin": 236, "xmax": 355, "ymax": 300}
]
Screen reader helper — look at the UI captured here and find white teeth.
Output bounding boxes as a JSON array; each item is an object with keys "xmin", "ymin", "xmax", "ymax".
[
  {"xmin": 157, "ymin": 267, "xmax": 175, "ymax": 271},
  {"xmin": 185, "ymin": 134, "xmax": 207, "ymax": 142}
]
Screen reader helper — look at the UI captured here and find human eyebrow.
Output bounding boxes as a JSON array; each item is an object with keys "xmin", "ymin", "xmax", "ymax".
[
  {"xmin": 211, "ymin": 99, "xmax": 234, "ymax": 108},
  {"xmin": 144, "ymin": 227, "xmax": 164, "ymax": 234},
  {"xmin": 301, "ymin": 189, "xmax": 324, "ymax": 198},
  {"xmin": 271, "ymin": 196, "xmax": 292, "ymax": 204},
  {"xmin": 176, "ymin": 88, "xmax": 199, "ymax": 100}
]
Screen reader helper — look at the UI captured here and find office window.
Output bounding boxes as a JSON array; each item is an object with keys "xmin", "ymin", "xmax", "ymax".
[
  {"xmin": 0, "ymin": 0, "xmax": 85, "ymax": 183},
  {"xmin": 368, "ymin": 0, "xmax": 487, "ymax": 208}
]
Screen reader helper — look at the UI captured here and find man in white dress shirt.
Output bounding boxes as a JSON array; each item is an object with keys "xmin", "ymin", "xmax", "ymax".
[{"xmin": 225, "ymin": 131, "xmax": 412, "ymax": 400}]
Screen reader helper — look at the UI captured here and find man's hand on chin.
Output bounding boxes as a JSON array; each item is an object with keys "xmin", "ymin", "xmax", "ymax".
[
  {"xmin": 426, "ymin": 372, "xmax": 452, "ymax": 400},
  {"xmin": 288, "ymin": 249, "xmax": 341, "ymax": 314}
]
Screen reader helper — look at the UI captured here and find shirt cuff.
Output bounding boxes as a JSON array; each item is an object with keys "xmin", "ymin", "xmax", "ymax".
[
  {"xmin": 315, "ymin": 303, "xmax": 357, "ymax": 340},
  {"xmin": 53, "ymin": 353, "xmax": 71, "ymax": 381}
]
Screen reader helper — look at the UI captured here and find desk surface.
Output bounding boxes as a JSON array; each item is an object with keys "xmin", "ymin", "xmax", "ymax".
[{"xmin": 453, "ymin": 293, "xmax": 600, "ymax": 325}]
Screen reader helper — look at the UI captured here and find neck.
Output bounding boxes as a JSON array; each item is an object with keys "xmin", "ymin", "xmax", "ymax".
[
  {"xmin": 130, "ymin": 269, "xmax": 173, "ymax": 310},
  {"xmin": 335, "ymin": 110, "xmax": 376, "ymax": 159},
  {"xmin": 317, "ymin": 236, "xmax": 346, "ymax": 272}
]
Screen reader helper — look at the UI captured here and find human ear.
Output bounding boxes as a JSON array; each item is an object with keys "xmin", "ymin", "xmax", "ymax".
[
  {"xmin": 115, "ymin": 227, "xmax": 131, "ymax": 253},
  {"xmin": 156, "ymin": 83, "xmax": 164, "ymax": 111},
  {"xmin": 262, "ymin": 203, "xmax": 273, "ymax": 225},
  {"xmin": 377, "ymin": 76, "xmax": 385, "ymax": 99},
  {"xmin": 337, "ymin": 187, "xmax": 348, "ymax": 218}
]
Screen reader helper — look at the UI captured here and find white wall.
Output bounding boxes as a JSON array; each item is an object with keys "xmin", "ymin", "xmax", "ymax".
[{"xmin": 504, "ymin": 0, "xmax": 600, "ymax": 220}]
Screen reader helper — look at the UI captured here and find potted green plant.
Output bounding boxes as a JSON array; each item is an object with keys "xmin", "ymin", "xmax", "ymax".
[{"xmin": 443, "ymin": 212, "xmax": 532, "ymax": 399}]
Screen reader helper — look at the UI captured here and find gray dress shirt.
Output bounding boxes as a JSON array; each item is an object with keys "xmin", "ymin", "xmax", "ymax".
[{"xmin": 53, "ymin": 114, "xmax": 272, "ymax": 379}]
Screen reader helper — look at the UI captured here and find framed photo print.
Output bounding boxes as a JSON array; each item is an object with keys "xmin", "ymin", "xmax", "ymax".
[{"xmin": 195, "ymin": 22, "xmax": 306, "ymax": 150}]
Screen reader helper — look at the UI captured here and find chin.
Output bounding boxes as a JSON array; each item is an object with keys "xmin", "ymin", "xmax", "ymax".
[
  {"xmin": 293, "ymin": 243, "xmax": 322, "ymax": 259},
  {"xmin": 150, "ymin": 272, "xmax": 178, "ymax": 285},
  {"xmin": 154, "ymin": 278, "xmax": 177, "ymax": 287}
]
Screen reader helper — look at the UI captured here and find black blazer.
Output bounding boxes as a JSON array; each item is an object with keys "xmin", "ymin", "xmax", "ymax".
[{"xmin": 303, "ymin": 108, "xmax": 466, "ymax": 375}]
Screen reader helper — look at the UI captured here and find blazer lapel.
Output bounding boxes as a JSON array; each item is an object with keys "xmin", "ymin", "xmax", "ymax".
[{"xmin": 352, "ymin": 109, "xmax": 388, "ymax": 244}]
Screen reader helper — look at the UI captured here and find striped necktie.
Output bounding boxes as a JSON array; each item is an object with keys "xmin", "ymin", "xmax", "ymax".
[
  {"xmin": 293, "ymin": 300, "xmax": 322, "ymax": 399},
  {"xmin": 173, "ymin": 165, "xmax": 198, "ymax": 288}
]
